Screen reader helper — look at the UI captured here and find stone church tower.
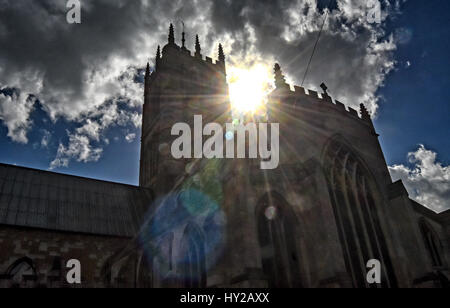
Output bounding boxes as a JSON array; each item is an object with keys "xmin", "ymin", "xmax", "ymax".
[
  {"xmin": 127, "ymin": 24, "xmax": 449, "ymax": 288},
  {"xmin": 0, "ymin": 24, "xmax": 448, "ymax": 288},
  {"xmin": 140, "ymin": 23, "xmax": 229, "ymax": 196}
]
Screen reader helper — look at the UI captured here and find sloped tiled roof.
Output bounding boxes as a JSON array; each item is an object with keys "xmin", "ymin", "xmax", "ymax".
[{"xmin": 0, "ymin": 163, "xmax": 153, "ymax": 237}]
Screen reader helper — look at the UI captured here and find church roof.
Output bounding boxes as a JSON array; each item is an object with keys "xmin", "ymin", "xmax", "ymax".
[
  {"xmin": 0, "ymin": 163, "xmax": 153, "ymax": 237},
  {"xmin": 410, "ymin": 198, "xmax": 450, "ymax": 224}
]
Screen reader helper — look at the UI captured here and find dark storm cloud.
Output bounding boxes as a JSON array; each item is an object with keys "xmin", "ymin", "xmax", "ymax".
[
  {"xmin": 0, "ymin": 0, "xmax": 400, "ymax": 161},
  {"xmin": 0, "ymin": 1, "xmax": 221, "ymax": 118},
  {"xmin": 0, "ymin": 0, "xmax": 399, "ymax": 117},
  {"xmin": 2, "ymin": 0, "xmax": 447, "ymax": 211},
  {"xmin": 208, "ymin": 0, "xmax": 399, "ymax": 113},
  {"xmin": 208, "ymin": 0, "xmax": 290, "ymax": 58},
  {"xmin": 0, "ymin": 1, "xmax": 156, "ymax": 105}
]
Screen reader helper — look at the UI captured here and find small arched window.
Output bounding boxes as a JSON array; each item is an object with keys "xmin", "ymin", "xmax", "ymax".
[
  {"xmin": 419, "ymin": 219, "xmax": 443, "ymax": 267},
  {"xmin": 5, "ymin": 257, "xmax": 37, "ymax": 287},
  {"xmin": 256, "ymin": 192, "xmax": 302, "ymax": 288},
  {"xmin": 323, "ymin": 139, "xmax": 397, "ymax": 288}
]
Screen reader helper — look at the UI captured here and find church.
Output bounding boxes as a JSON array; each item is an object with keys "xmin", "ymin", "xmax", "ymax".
[{"xmin": 0, "ymin": 24, "xmax": 448, "ymax": 288}]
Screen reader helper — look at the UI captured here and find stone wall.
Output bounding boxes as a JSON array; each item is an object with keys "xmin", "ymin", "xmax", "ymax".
[{"xmin": 0, "ymin": 225, "xmax": 129, "ymax": 288}]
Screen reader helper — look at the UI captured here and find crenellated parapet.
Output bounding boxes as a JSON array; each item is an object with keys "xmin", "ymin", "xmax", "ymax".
[
  {"xmin": 160, "ymin": 44, "xmax": 226, "ymax": 72},
  {"xmin": 269, "ymin": 63, "xmax": 374, "ymax": 128}
]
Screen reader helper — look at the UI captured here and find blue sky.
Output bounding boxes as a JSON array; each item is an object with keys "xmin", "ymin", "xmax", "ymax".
[
  {"xmin": 0, "ymin": 0, "xmax": 448, "ymax": 211},
  {"xmin": 0, "ymin": 98, "xmax": 142, "ymax": 184},
  {"xmin": 376, "ymin": 0, "xmax": 450, "ymax": 166}
]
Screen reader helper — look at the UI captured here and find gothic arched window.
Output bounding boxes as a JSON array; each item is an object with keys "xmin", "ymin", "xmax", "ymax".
[
  {"xmin": 116, "ymin": 256, "xmax": 135, "ymax": 288},
  {"xmin": 152, "ymin": 232, "xmax": 174, "ymax": 287},
  {"xmin": 256, "ymin": 192, "xmax": 302, "ymax": 288},
  {"xmin": 323, "ymin": 139, "xmax": 397, "ymax": 288},
  {"xmin": 179, "ymin": 224, "xmax": 206, "ymax": 288},
  {"xmin": 136, "ymin": 253, "xmax": 153, "ymax": 288},
  {"xmin": 419, "ymin": 219, "xmax": 443, "ymax": 267}
]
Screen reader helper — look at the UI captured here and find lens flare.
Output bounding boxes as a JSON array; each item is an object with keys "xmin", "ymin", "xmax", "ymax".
[
  {"xmin": 138, "ymin": 159, "xmax": 227, "ymax": 281},
  {"xmin": 139, "ymin": 190, "xmax": 225, "ymax": 280},
  {"xmin": 265, "ymin": 206, "xmax": 277, "ymax": 220},
  {"xmin": 225, "ymin": 131, "xmax": 234, "ymax": 140}
]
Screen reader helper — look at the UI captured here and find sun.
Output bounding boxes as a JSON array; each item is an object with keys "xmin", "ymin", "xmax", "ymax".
[{"xmin": 228, "ymin": 64, "xmax": 273, "ymax": 115}]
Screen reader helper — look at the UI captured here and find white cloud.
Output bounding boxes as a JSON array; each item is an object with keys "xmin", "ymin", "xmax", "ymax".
[
  {"xmin": 39, "ymin": 61, "xmax": 144, "ymax": 122},
  {"xmin": 0, "ymin": 0, "xmax": 410, "ymax": 165},
  {"xmin": 125, "ymin": 133, "xmax": 136, "ymax": 143},
  {"xmin": 40, "ymin": 129, "xmax": 51, "ymax": 148},
  {"xmin": 0, "ymin": 92, "xmax": 35, "ymax": 143},
  {"xmin": 394, "ymin": 27, "xmax": 413, "ymax": 45},
  {"xmin": 76, "ymin": 119, "xmax": 102, "ymax": 141},
  {"xmin": 125, "ymin": 134, "xmax": 136, "ymax": 143},
  {"xmin": 50, "ymin": 133, "xmax": 103, "ymax": 169},
  {"xmin": 389, "ymin": 145, "xmax": 450, "ymax": 213},
  {"xmin": 130, "ymin": 112, "xmax": 142, "ymax": 129},
  {"xmin": 291, "ymin": 0, "xmax": 398, "ymax": 115},
  {"xmin": 51, "ymin": 91, "xmax": 142, "ymax": 168}
]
